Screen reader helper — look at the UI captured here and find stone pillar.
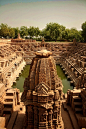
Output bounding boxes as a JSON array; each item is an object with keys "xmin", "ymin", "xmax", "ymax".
[
  {"xmin": 57, "ymin": 100, "xmax": 61, "ymax": 126},
  {"xmin": 17, "ymin": 91, "xmax": 20, "ymax": 104},
  {"xmin": 53, "ymin": 107, "xmax": 58, "ymax": 128},
  {"xmin": 38, "ymin": 108, "xmax": 48, "ymax": 129},
  {"xmin": 34, "ymin": 106, "xmax": 38, "ymax": 129},
  {"xmin": 48, "ymin": 109, "xmax": 53, "ymax": 129},
  {"xmin": 27, "ymin": 105, "xmax": 34, "ymax": 129}
]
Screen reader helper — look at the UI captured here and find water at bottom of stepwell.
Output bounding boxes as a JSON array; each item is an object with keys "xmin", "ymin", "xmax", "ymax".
[{"xmin": 12, "ymin": 65, "xmax": 73, "ymax": 93}]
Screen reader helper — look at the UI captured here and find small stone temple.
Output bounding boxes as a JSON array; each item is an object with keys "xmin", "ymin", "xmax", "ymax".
[{"xmin": 22, "ymin": 49, "xmax": 64, "ymax": 129}]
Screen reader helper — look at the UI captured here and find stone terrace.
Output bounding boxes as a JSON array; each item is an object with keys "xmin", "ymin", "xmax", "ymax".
[{"xmin": 0, "ymin": 41, "xmax": 86, "ymax": 129}]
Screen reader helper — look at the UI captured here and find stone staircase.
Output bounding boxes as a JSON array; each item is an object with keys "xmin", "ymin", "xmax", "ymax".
[
  {"xmin": 61, "ymin": 62, "xmax": 78, "ymax": 86},
  {"xmin": 72, "ymin": 96, "xmax": 82, "ymax": 114},
  {"xmin": 67, "ymin": 89, "xmax": 86, "ymax": 128},
  {"xmin": 3, "ymin": 97, "xmax": 13, "ymax": 115},
  {"xmin": 76, "ymin": 114, "xmax": 86, "ymax": 128},
  {"xmin": 2, "ymin": 91, "xmax": 15, "ymax": 127},
  {"xmin": 1, "ymin": 90, "xmax": 19, "ymax": 129},
  {"xmin": 62, "ymin": 101, "xmax": 80, "ymax": 129}
]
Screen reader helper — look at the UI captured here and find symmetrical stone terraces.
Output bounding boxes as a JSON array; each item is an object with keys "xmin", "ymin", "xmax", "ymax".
[
  {"xmin": 0, "ymin": 40, "xmax": 86, "ymax": 128},
  {"xmin": 66, "ymin": 87, "xmax": 86, "ymax": 128},
  {"xmin": 0, "ymin": 42, "xmax": 86, "ymax": 89},
  {"xmin": 0, "ymin": 42, "xmax": 86, "ymax": 90},
  {"xmin": 22, "ymin": 49, "xmax": 64, "ymax": 129},
  {"xmin": 0, "ymin": 44, "xmax": 26, "ymax": 87},
  {"xmin": 61, "ymin": 43, "xmax": 86, "ymax": 87}
]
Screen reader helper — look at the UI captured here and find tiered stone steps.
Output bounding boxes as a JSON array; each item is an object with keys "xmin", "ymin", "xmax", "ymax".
[
  {"xmin": 73, "ymin": 102, "xmax": 82, "ymax": 108},
  {"xmin": 2, "ymin": 91, "xmax": 16, "ymax": 128},
  {"xmin": 2, "ymin": 56, "xmax": 26, "ymax": 87},
  {"xmin": 61, "ymin": 63, "xmax": 78, "ymax": 86},
  {"xmin": 3, "ymin": 93, "xmax": 14, "ymax": 115},
  {"xmin": 62, "ymin": 101, "xmax": 80, "ymax": 129},
  {"xmin": 76, "ymin": 114, "xmax": 86, "ymax": 128},
  {"xmin": 3, "ymin": 108, "xmax": 13, "ymax": 115},
  {"xmin": 72, "ymin": 96, "xmax": 82, "ymax": 114},
  {"xmin": 4, "ymin": 102, "xmax": 13, "ymax": 108}
]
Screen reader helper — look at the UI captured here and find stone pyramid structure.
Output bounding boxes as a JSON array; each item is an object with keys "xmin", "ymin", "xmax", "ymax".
[{"xmin": 22, "ymin": 49, "xmax": 64, "ymax": 129}]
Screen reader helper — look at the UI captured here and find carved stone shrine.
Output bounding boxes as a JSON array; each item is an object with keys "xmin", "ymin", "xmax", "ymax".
[{"xmin": 22, "ymin": 49, "xmax": 64, "ymax": 129}]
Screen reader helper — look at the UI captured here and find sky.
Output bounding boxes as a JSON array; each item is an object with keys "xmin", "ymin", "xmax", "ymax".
[{"xmin": 0, "ymin": 0, "xmax": 86, "ymax": 30}]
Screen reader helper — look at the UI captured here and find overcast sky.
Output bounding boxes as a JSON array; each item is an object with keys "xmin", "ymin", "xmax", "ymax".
[{"xmin": 0, "ymin": 0, "xmax": 86, "ymax": 30}]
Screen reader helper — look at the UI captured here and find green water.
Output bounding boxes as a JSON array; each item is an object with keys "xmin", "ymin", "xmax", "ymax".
[
  {"xmin": 12, "ymin": 64, "xmax": 73, "ymax": 93},
  {"xmin": 56, "ymin": 65, "xmax": 73, "ymax": 93},
  {"xmin": 12, "ymin": 65, "xmax": 30, "ymax": 92}
]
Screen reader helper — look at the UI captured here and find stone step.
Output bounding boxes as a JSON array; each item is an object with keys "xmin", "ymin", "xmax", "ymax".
[
  {"xmin": 75, "ymin": 108, "xmax": 82, "ymax": 114},
  {"xmin": 4, "ymin": 96, "xmax": 14, "ymax": 99},
  {"xmin": 6, "ymin": 93, "xmax": 14, "ymax": 96},
  {"xmin": 74, "ymin": 102, "xmax": 82, "ymax": 108},
  {"xmin": 70, "ymin": 81, "xmax": 73, "ymax": 84},
  {"xmin": 4, "ymin": 96, "xmax": 14, "ymax": 102},
  {"xmin": 4, "ymin": 102, "xmax": 13, "ymax": 105},
  {"xmin": 3, "ymin": 108, "xmax": 13, "ymax": 114},
  {"xmin": 7, "ymin": 111, "xmax": 18, "ymax": 129},
  {"xmin": 76, "ymin": 114, "xmax": 86, "ymax": 128},
  {"xmin": 62, "ymin": 102, "xmax": 80, "ymax": 129},
  {"xmin": 4, "ymin": 102, "xmax": 13, "ymax": 108},
  {"xmin": 72, "ymin": 96, "xmax": 82, "ymax": 102}
]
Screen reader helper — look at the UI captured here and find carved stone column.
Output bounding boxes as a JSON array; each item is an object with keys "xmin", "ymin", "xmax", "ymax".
[
  {"xmin": 48, "ymin": 109, "xmax": 53, "ymax": 129},
  {"xmin": 27, "ymin": 105, "xmax": 34, "ymax": 129},
  {"xmin": 34, "ymin": 106, "xmax": 38, "ymax": 129},
  {"xmin": 38, "ymin": 108, "xmax": 48, "ymax": 129}
]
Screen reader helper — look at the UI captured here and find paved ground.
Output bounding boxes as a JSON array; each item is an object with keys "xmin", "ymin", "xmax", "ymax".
[
  {"xmin": 61, "ymin": 105, "xmax": 73, "ymax": 129},
  {"xmin": 61, "ymin": 99, "xmax": 80, "ymax": 129}
]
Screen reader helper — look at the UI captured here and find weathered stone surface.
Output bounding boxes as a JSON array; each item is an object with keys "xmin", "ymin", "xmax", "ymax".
[
  {"xmin": 0, "ymin": 40, "xmax": 86, "ymax": 128},
  {"xmin": 22, "ymin": 49, "xmax": 64, "ymax": 129}
]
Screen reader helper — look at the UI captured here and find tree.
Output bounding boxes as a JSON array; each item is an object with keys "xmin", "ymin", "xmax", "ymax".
[
  {"xmin": 65, "ymin": 28, "xmax": 82, "ymax": 42},
  {"xmin": 81, "ymin": 21, "xmax": 86, "ymax": 42},
  {"xmin": 9, "ymin": 27, "xmax": 15, "ymax": 38},
  {"xmin": 20, "ymin": 26, "xmax": 28, "ymax": 38},
  {"xmin": 59, "ymin": 25, "xmax": 66, "ymax": 41},
  {"xmin": 78, "ymin": 30, "xmax": 84, "ymax": 42},
  {"xmin": 13, "ymin": 27, "xmax": 19, "ymax": 38},
  {"xmin": 28, "ymin": 26, "xmax": 36, "ymax": 39},
  {"xmin": 34, "ymin": 27, "xmax": 40, "ymax": 38},
  {"xmin": 0, "ymin": 23, "xmax": 9, "ymax": 38},
  {"xmin": 45, "ymin": 23, "xmax": 61, "ymax": 41},
  {"xmin": 64, "ymin": 29, "xmax": 70, "ymax": 41}
]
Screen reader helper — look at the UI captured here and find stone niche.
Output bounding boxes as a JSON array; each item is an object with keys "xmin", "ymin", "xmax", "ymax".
[{"xmin": 22, "ymin": 49, "xmax": 64, "ymax": 129}]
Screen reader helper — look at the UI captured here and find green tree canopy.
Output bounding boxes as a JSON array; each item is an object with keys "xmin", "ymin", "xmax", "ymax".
[
  {"xmin": 13, "ymin": 27, "xmax": 19, "ymax": 38},
  {"xmin": 34, "ymin": 27, "xmax": 40, "ymax": 38},
  {"xmin": 67, "ymin": 28, "xmax": 82, "ymax": 42},
  {"xmin": 81, "ymin": 21, "xmax": 86, "ymax": 42},
  {"xmin": 8, "ymin": 27, "xmax": 15, "ymax": 38},
  {"xmin": 0, "ymin": 22, "xmax": 85, "ymax": 42},
  {"xmin": 28, "ymin": 26, "xmax": 40, "ymax": 38},
  {"xmin": 0, "ymin": 23, "xmax": 9, "ymax": 38},
  {"xmin": 45, "ymin": 23, "xmax": 61, "ymax": 41},
  {"xmin": 20, "ymin": 26, "xmax": 28, "ymax": 38}
]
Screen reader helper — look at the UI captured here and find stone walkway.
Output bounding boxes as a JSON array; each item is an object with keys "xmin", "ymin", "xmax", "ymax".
[
  {"xmin": 61, "ymin": 105, "xmax": 73, "ymax": 129},
  {"xmin": 62, "ymin": 100, "xmax": 80, "ymax": 129},
  {"xmin": 13, "ymin": 113, "xmax": 25, "ymax": 129},
  {"xmin": 6, "ymin": 101, "xmax": 25, "ymax": 129}
]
